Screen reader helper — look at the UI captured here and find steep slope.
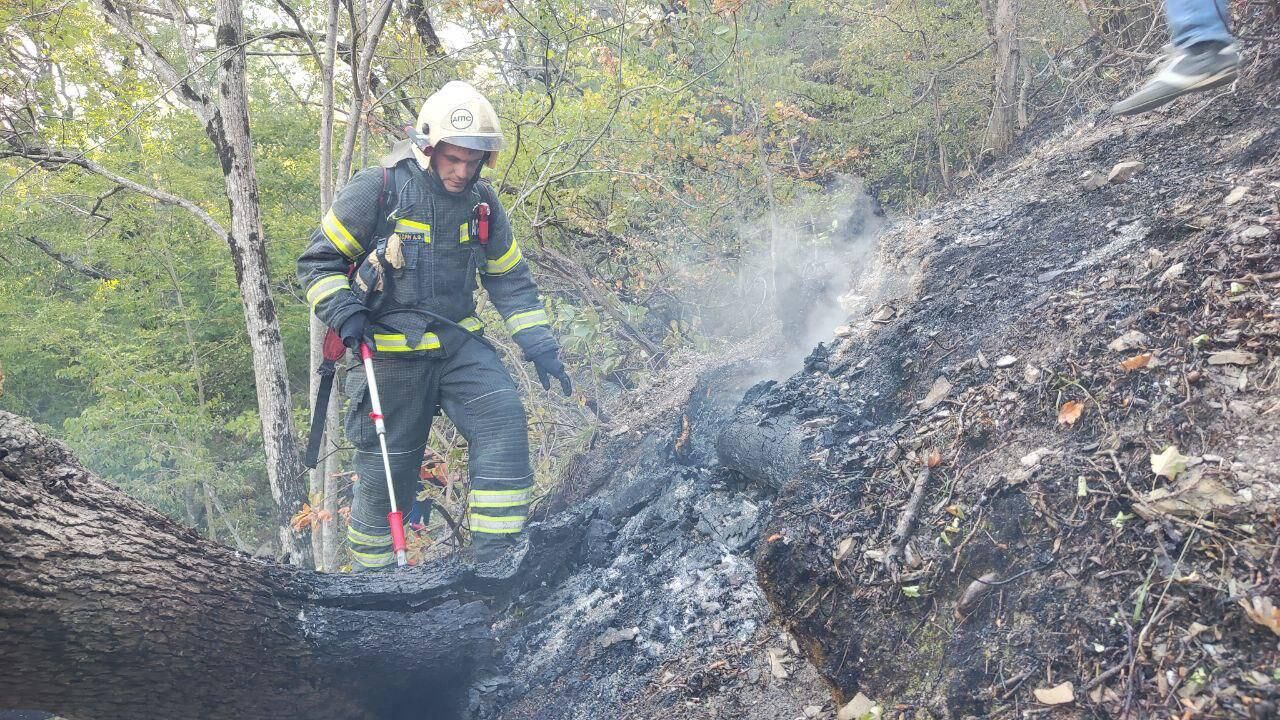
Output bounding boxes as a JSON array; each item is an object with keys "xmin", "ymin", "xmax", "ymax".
[
  {"xmin": 740, "ymin": 58, "xmax": 1280, "ymax": 718},
  {"xmin": 475, "ymin": 47, "xmax": 1279, "ymax": 720}
]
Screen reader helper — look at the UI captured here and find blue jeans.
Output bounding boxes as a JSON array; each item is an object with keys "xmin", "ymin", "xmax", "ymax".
[{"xmin": 1166, "ymin": 0, "xmax": 1235, "ymax": 47}]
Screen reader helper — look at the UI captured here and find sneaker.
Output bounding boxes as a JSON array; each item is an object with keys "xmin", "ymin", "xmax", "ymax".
[{"xmin": 1110, "ymin": 41, "xmax": 1240, "ymax": 116}]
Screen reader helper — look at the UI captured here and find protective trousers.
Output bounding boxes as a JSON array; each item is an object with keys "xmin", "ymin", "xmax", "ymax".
[{"xmin": 344, "ymin": 338, "xmax": 534, "ymax": 569}]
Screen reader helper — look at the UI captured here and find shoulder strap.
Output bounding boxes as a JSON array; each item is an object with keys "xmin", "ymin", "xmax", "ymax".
[
  {"xmin": 373, "ymin": 165, "xmax": 401, "ymax": 240},
  {"xmin": 475, "ymin": 178, "xmax": 497, "ymax": 207}
]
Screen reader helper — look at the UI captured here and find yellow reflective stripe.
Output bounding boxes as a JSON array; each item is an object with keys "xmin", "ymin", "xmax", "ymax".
[
  {"xmin": 372, "ymin": 332, "xmax": 442, "ymax": 352},
  {"xmin": 468, "ymin": 487, "xmax": 534, "ymax": 508},
  {"xmin": 459, "ymin": 316, "xmax": 484, "ymax": 332},
  {"xmin": 351, "ymin": 549, "xmax": 395, "ymax": 567},
  {"xmin": 485, "ymin": 239, "xmax": 523, "ymax": 275},
  {"xmin": 347, "ymin": 526, "xmax": 391, "ymax": 546},
  {"xmin": 322, "ymin": 209, "xmax": 362, "ymax": 259},
  {"xmin": 505, "ymin": 308, "xmax": 550, "ymax": 334},
  {"xmin": 306, "ymin": 274, "xmax": 350, "ymax": 309},
  {"xmin": 469, "ymin": 514, "xmax": 526, "ymax": 534},
  {"xmin": 395, "ymin": 218, "xmax": 431, "ymax": 236},
  {"xmin": 459, "ymin": 222, "xmax": 471, "ymax": 244}
]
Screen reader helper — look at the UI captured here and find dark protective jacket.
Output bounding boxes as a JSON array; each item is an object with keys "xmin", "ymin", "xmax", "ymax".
[{"xmin": 297, "ymin": 141, "xmax": 557, "ymax": 358}]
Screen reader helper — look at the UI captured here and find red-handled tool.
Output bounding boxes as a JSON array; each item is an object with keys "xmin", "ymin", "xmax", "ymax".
[{"xmin": 359, "ymin": 342, "xmax": 408, "ymax": 567}]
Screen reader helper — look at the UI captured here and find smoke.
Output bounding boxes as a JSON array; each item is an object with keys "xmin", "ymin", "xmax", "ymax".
[{"xmin": 693, "ymin": 176, "xmax": 892, "ymax": 381}]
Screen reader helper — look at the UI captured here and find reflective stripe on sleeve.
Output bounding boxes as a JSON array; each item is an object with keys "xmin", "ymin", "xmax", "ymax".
[
  {"xmin": 459, "ymin": 316, "xmax": 484, "ymax": 332},
  {"xmin": 322, "ymin": 209, "xmax": 362, "ymax": 259},
  {"xmin": 505, "ymin": 308, "xmax": 550, "ymax": 334},
  {"xmin": 468, "ymin": 486, "xmax": 534, "ymax": 509},
  {"xmin": 306, "ymin": 274, "xmax": 350, "ymax": 309},
  {"xmin": 485, "ymin": 239, "xmax": 523, "ymax": 275},
  {"xmin": 468, "ymin": 514, "xmax": 525, "ymax": 534}
]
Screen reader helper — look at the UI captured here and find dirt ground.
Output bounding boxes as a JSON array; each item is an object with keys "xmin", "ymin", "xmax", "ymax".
[{"xmin": 469, "ymin": 49, "xmax": 1280, "ymax": 720}]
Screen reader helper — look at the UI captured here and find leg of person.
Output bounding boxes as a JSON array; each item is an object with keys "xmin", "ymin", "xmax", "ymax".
[
  {"xmin": 438, "ymin": 339, "xmax": 535, "ymax": 564},
  {"xmin": 1166, "ymin": 0, "xmax": 1233, "ymax": 48},
  {"xmin": 344, "ymin": 355, "xmax": 440, "ymax": 570},
  {"xmin": 1110, "ymin": 0, "xmax": 1239, "ymax": 115}
]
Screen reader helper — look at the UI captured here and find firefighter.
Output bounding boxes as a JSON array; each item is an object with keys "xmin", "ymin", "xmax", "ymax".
[{"xmin": 298, "ymin": 81, "xmax": 572, "ymax": 570}]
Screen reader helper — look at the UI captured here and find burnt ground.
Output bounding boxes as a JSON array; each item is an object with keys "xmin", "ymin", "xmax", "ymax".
[{"xmin": 462, "ymin": 53, "xmax": 1280, "ymax": 720}]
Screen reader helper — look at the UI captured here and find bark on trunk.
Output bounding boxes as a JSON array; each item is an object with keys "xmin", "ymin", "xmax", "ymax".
[
  {"xmin": 212, "ymin": 0, "xmax": 311, "ymax": 567},
  {"xmin": 0, "ymin": 411, "xmax": 589, "ymax": 719},
  {"xmin": 982, "ymin": 0, "xmax": 1020, "ymax": 155}
]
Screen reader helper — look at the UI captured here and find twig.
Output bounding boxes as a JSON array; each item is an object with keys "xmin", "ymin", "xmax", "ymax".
[{"xmin": 884, "ymin": 466, "xmax": 931, "ymax": 578}]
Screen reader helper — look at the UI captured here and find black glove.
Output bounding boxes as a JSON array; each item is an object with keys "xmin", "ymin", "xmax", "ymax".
[
  {"xmin": 338, "ymin": 312, "xmax": 369, "ymax": 351},
  {"xmin": 531, "ymin": 350, "xmax": 573, "ymax": 396}
]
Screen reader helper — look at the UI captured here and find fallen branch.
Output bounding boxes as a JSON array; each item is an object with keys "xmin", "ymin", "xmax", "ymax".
[{"xmin": 884, "ymin": 466, "xmax": 931, "ymax": 578}]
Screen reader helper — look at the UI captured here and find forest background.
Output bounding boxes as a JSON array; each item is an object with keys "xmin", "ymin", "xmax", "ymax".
[{"xmin": 0, "ymin": 0, "xmax": 1232, "ymax": 568}]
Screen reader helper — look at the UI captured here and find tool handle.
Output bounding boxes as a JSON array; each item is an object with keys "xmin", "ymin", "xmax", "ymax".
[{"xmin": 388, "ymin": 510, "xmax": 408, "ymax": 567}]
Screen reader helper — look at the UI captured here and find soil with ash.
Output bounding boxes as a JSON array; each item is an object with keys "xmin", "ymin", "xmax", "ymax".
[{"xmin": 467, "ymin": 58, "xmax": 1280, "ymax": 720}]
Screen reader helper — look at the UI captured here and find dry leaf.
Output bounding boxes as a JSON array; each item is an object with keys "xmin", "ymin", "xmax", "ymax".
[
  {"xmin": 1150, "ymin": 446, "xmax": 1190, "ymax": 480},
  {"xmin": 955, "ymin": 572, "xmax": 999, "ymax": 618},
  {"xmin": 925, "ymin": 448, "xmax": 942, "ymax": 467},
  {"xmin": 995, "ymin": 355, "xmax": 1019, "ymax": 368},
  {"xmin": 767, "ymin": 533, "xmax": 785, "ymax": 543},
  {"xmin": 1207, "ymin": 350, "xmax": 1259, "ymax": 366},
  {"xmin": 1159, "ymin": 262, "xmax": 1185, "ymax": 284},
  {"xmin": 1057, "ymin": 400, "xmax": 1084, "ymax": 425},
  {"xmin": 1223, "ymin": 186, "xmax": 1249, "ymax": 205},
  {"xmin": 833, "ymin": 536, "xmax": 855, "ymax": 562},
  {"xmin": 836, "ymin": 692, "xmax": 876, "ymax": 720},
  {"xmin": 1121, "ymin": 352, "xmax": 1153, "ymax": 371},
  {"xmin": 920, "ymin": 376, "xmax": 953, "ymax": 410},
  {"xmin": 1239, "ymin": 596, "xmax": 1280, "ymax": 636},
  {"xmin": 1107, "ymin": 330, "xmax": 1149, "ymax": 352},
  {"xmin": 1142, "ymin": 469, "xmax": 1241, "ymax": 518},
  {"xmin": 1033, "ymin": 681, "xmax": 1075, "ymax": 705},
  {"xmin": 767, "ymin": 648, "xmax": 789, "ymax": 679}
]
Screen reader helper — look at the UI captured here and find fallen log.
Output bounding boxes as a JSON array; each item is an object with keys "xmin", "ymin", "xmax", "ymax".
[
  {"xmin": 0, "ymin": 410, "xmax": 584, "ymax": 720},
  {"xmin": 715, "ymin": 404, "xmax": 804, "ymax": 489}
]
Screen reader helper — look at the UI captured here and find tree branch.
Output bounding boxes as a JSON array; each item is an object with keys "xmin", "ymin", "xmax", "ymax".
[
  {"xmin": 22, "ymin": 235, "xmax": 116, "ymax": 281},
  {"xmin": 404, "ymin": 0, "xmax": 445, "ymax": 57},
  {"xmin": 3, "ymin": 144, "xmax": 227, "ymax": 240},
  {"xmin": 97, "ymin": 0, "xmax": 215, "ymax": 123}
]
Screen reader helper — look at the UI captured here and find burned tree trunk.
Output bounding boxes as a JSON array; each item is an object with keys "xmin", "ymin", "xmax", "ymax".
[
  {"xmin": 715, "ymin": 404, "xmax": 805, "ymax": 490},
  {"xmin": 0, "ymin": 411, "xmax": 586, "ymax": 720}
]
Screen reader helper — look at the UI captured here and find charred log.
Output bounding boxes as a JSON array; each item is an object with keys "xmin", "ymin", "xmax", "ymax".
[
  {"xmin": 0, "ymin": 411, "xmax": 587, "ymax": 720},
  {"xmin": 715, "ymin": 404, "xmax": 804, "ymax": 490}
]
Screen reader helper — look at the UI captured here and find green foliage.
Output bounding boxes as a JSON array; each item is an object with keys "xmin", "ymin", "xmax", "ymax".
[{"xmin": 1, "ymin": 0, "xmax": 1144, "ymax": 542}]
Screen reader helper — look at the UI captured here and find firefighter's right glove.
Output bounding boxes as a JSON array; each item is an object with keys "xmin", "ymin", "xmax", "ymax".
[
  {"xmin": 531, "ymin": 350, "xmax": 573, "ymax": 396},
  {"xmin": 339, "ymin": 312, "xmax": 369, "ymax": 351}
]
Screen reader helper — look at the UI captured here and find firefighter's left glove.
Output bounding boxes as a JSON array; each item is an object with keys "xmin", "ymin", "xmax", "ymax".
[
  {"xmin": 531, "ymin": 350, "xmax": 573, "ymax": 396},
  {"xmin": 339, "ymin": 311, "xmax": 370, "ymax": 351}
]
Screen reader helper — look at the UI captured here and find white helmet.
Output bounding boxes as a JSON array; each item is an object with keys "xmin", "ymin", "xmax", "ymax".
[{"xmin": 412, "ymin": 81, "xmax": 504, "ymax": 169}]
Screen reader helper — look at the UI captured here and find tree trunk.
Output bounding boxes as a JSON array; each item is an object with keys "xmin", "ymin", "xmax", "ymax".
[
  {"xmin": 0, "ymin": 411, "xmax": 588, "ymax": 719},
  {"xmin": 982, "ymin": 0, "xmax": 1020, "ymax": 155},
  {"xmin": 211, "ymin": 0, "xmax": 311, "ymax": 566},
  {"xmin": 308, "ymin": 0, "xmax": 343, "ymax": 572}
]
